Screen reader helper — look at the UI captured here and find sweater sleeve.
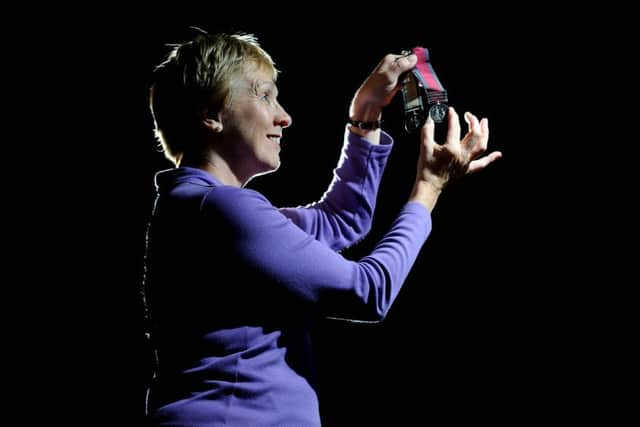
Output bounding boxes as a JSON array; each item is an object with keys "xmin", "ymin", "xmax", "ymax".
[
  {"xmin": 202, "ymin": 187, "xmax": 431, "ymax": 321},
  {"xmin": 279, "ymin": 128, "xmax": 393, "ymax": 252}
]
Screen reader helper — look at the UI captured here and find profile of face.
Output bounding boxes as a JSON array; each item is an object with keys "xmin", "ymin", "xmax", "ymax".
[{"xmin": 217, "ymin": 63, "xmax": 292, "ymax": 180}]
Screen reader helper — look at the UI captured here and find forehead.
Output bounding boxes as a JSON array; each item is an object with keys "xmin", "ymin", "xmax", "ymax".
[{"xmin": 238, "ymin": 63, "xmax": 277, "ymax": 90}]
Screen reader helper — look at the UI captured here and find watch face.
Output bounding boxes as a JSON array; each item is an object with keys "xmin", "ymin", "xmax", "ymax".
[{"xmin": 429, "ymin": 103, "xmax": 448, "ymax": 123}]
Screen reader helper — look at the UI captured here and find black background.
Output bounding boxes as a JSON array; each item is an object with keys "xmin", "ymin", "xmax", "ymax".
[{"xmin": 58, "ymin": 11, "xmax": 611, "ymax": 426}]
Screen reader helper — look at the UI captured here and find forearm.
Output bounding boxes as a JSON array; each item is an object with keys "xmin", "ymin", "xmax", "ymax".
[
  {"xmin": 348, "ymin": 101, "xmax": 382, "ymax": 145},
  {"xmin": 409, "ymin": 180, "xmax": 442, "ymax": 213},
  {"xmin": 280, "ymin": 131, "xmax": 393, "ymax": 250}
]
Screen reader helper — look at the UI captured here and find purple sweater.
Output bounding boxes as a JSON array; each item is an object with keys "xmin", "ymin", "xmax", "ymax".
[{"xmin": 145, "ymin": 130, "xmax": 431, "ymax": 426}]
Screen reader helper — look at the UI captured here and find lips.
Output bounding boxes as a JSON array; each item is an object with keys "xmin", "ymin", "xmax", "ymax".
[{"xmin": 267, "ymin": 135, "xmax": 281, "ymax": 144}]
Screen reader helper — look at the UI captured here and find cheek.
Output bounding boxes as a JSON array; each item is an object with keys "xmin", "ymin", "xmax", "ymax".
[
  {"xmin": 246, "ymin": 110, "xmax": 271, "ymax": 137},
  {"xmin": 244, "ymin": 122, "xmax": 260, "ymax": 139}
]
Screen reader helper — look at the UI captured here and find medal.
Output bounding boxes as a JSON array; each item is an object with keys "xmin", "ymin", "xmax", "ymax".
[
  {"xmin": 428, "ymin": 103, "xmax": 447, "ymax": 123},
  {"xmin": 401, "ymin": 71, "xmax": 426, "ymax": 133},
  {"xmin": 400, "ymin": 47, "xmax": 448, "ymax": 131}
]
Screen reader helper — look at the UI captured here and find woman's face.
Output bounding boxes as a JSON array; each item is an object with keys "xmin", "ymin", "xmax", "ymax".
[{"xmin": 219, "ymin": 64, "xmax": 292, "ymax": 181}]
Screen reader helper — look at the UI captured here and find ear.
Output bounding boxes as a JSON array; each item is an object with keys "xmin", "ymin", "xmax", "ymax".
[{"xmin": 202, "ymin": 109, "xmax": 223, "ymax": 133}]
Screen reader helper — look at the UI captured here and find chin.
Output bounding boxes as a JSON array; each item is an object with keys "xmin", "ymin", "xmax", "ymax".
[
  {"xmin": 263, "ymin": 156, "xmax": 281, "ymax": 173},
  {"xmin": 251, "ymin": 162, "xmax": 280, "ymax": 180}
]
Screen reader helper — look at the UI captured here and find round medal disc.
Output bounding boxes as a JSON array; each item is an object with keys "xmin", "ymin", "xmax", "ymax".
[
  {"xmin": 404, "ymin": 110, "xmax": 426, "ymax": 133},
  {"xmin": 429, "ymin": 103, "xmax": 448, "ymax": 123}
]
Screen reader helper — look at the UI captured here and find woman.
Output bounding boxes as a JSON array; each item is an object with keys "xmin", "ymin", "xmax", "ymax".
[{"xmin": 144, "ymin": 30, "xmax": 501, "ymax": 426}]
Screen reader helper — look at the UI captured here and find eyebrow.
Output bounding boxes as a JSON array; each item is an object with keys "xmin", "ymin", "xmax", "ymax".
[{"xmin": 257, "ymin": 80, "xmax": 278, "ymax": 95}]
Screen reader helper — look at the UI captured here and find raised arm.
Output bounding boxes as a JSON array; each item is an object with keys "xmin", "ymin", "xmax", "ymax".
[
  {"xmin": 204, "ymin": 186, "xmax": 430, "ymax": 322},
  {"xmin": 279, "ymin": 54, "xmax": 420, "ymax": 250},
  {"xmin": 279, "ymin": 131, "xmax": 393, "ymax": 251},
  {"xmin": 201, "ymin": 103, "xmax": 500, "ymax": 322}
]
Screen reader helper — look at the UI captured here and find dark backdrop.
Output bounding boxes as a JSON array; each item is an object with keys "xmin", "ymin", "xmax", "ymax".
[{"xmin": 73, "ymin": 15, "xmax": 581, "ymax": 426}]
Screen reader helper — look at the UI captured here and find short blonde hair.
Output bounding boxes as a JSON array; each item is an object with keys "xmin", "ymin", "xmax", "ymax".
[{"xmin": 150, "ymin": 32, "xmax": 277, "ymax": 165}]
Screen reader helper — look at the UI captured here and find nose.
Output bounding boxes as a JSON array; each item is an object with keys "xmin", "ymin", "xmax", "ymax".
[{"xmin": 275, "ymin": 104, "xmax": 292, "ymax": 129}]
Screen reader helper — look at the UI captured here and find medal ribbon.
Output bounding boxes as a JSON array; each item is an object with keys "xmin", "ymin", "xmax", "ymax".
[
  {"xmin": 412, "ymin": 46, "xmax": 448, "ymax": 123},
  {"xmin": 400, "ymin": 47, "xmax": 448, "ymax": 131},
  {"xmin": 411, "ymin": 46, "xmax": 446, "ymax": 94}
]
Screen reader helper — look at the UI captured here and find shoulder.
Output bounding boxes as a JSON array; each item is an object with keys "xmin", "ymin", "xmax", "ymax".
[
  {"xmin": 200, "ymin": 186, "xmax": 282, "ymax": 230},
  {"xmin": 201, "ymin": 186, "xmax": 270, "ymax": 210}
]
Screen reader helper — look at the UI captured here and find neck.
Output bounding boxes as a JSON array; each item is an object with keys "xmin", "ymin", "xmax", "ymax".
[{"xmin": 180, "ymin": 151, "xmax": 246, "ymax": 187}]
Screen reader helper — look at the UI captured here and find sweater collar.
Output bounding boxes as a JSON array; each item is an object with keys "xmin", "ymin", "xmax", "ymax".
[{"xmin": 154, "ymin": 167, "xmax": 223, "ymax": 192}]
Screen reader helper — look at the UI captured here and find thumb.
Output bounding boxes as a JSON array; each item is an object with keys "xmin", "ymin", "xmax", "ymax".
[{"xmin": 421, "ymin": 116, "xmax": 435, "ymax": 159}]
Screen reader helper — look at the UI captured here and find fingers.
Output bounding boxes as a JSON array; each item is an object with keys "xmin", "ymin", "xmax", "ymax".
[
  {"xmin": 444, "ymin": 107, "xmax": 460, "ymax": 147},
  {"xmin": 461, "ymin": 112, "xmax": 490, "ymax": 159},
  {"xmin": 463, "ymin": 112, "xmax": 481, "ymax": 148},
  {"xmin": 462, "ymin": 111, "xmax": 500, "ymax": 173},
  {"xmin": 389, "ymin": 52, "xmax": 417, "ymax": 74},
  {"xmin": 467, "ymin": 151, "xmax": 502, "ymax": 174},
  {"xmin": 353, "ymin": 53, "xmax": 418, "ymax": 110},
  {"xmin": 421, "ymin": 116, "xmax": 436, "ymax": 159},
  {"xmin": 480, "ymin": 117, "xmax": 489, "ymax": 151},
  {"xmin": 379, "ymin": 53, "xmax": 417, "ymax": 86}
]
